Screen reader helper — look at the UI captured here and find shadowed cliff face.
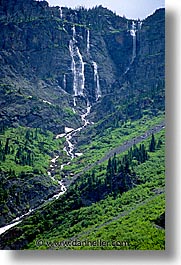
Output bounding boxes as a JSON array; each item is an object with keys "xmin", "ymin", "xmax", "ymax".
[{"xmin": 0, "ymin": 0, "xmax": 165, "ymax": 132}]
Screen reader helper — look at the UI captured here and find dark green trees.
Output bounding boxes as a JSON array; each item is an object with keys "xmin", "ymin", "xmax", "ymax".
[
  {"xmin": 75, "ymin": 143, "xmax": 150, "ymax": 204},
  {"xmin": 149, "ymin": 133, "xmax": 156, "ymax": 152},
  {"xmin": 0, "ymin": 138, "xmax": 10, "ymax": 162},
  {"xmin": 15, "ymin": 147, "xmax": 34, "ymax": 166}
]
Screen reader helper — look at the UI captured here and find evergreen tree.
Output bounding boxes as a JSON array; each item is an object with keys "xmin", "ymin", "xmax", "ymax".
[
  {"xmin": 112, "ymin": 154, "xmax": 117, "ymax": 174},
  {"xmin": 0, "ymin": 122, "xmax": 5, "ymax": 134},
  {"xmin": 157, "ymin": 138, "xmax": 162, "ymax": 149},
  {"xmin": 124, "ymin": 159, "xmax": 130, "ymax": 174},
  {"xmin": 4, "ymin": 138, "xmax": 10, "ymax": 155},
  {"xmin": 149, "ymin": 133, "xmax": 156, "ymax": 152},
  {"xmin": 87, "ymin": 173, "xmax": 92, "ymax": 187},
  {"xmin": 106, "ymin": 158, "xmax": 113, "ymax": 192}
]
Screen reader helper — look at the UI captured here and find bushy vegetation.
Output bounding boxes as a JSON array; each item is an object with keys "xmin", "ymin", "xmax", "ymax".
[
  {"xmin": 0, "ymin": 126, "xmax": 65, "ymax": 225},
  {"xmin": 0, "ymin": 126, "xmax": 64, "ymax": 175},
  {"xmin": 0, "ymin": 130, "xmax": 165, "ymax": 250},
  {"xmin": 71, "ymin": 142, "xmax": 149, "ymax": 203},
  {"xmin": 60, "ymin": 113, "xmax": 164, "ymax": 176}
]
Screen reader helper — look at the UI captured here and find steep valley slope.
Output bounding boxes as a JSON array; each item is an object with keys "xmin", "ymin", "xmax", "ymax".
[{"xmin": 0, "ymin": 0, "xmax": 165, "ymax": 250}]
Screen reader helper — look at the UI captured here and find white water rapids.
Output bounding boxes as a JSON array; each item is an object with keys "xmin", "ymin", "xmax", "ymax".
[{"xmin": 63, "ymin": 99, "xmax": 91, "ymax": 159}]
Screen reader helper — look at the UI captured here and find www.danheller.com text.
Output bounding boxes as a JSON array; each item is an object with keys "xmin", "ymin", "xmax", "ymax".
[{"xmin": 36, "ymin": 239, "xmax": 129, "ymax": 248}]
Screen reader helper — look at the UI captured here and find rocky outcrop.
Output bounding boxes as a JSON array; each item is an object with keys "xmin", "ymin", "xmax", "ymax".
[
  {"xmin": 0, "ymin": 170, "xmax": 60, "ymax": 227},
  {"xmin": 0, "ymin": 0, "xmax": 60, "ymax": 21},
  {"xmin": 121, "ymin": 9, "xmax": 165, "ymax": 100},
  {"xmin": 0, "ymin": 1, "xmax": 126, "ymax": 131}
]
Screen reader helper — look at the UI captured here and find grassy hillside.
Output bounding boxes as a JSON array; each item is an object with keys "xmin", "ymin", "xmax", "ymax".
[
  {"xmin": 0, "ymin": 126, "xmax": 65, "ymax": 225},
  {"xmin": 59, "ymin": 112, "xmax": 164, "ymax": 178},
  {"xmin": 0, "ymin": 126, "xmax": 64, "ymax": 175},
  {"xmin": 0, "ymin": 129, "xmax": 165, "ymax": 250}
]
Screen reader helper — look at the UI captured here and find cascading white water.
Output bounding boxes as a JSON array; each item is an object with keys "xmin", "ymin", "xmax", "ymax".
[
  {"xmin": 138, "ymin": 21, "xmax": 143, "ymax": 30},
  {"xmin": 81, "ymin": 100, "xmax": 91, "ymax": 126},
  {"xmin": 0, "ymin": 156, "xmax": 67, "ymax": 235},
  {"xmin": 124, "ymin": 20, "xmax": 141, "ymax": 75},
  {"xmin": 0, "ymin": 208, "xmax": 35, "ymax": 235},
  {"xmin": 130, "ymin": 21, "xmax": 137, "ymax": 63},
  {"xmin": 69, "ymin": 40, "xmax": 77, "ymax": 96},
  {"xmin": 73, "ymin": 97, "xmax": 76, "ymax": 107},
  {"xmin": 0, "ymin": 220, "xmax": 21, "ymax": 235},
  {"xmin": 76, "ymin": 46, "xmax": 85, "ymax": 95},
  {"xmin": 0, "ymin": 25, "xmax": 98, "ymax": 237},
  {"xmin": 0, "ymin": 154, "xmax": 66, "ymax": 235},
  {"xmin": 87, "ymin": 29, "xmax": 90, "ymax": 54},
  {"xmin": 60, "ymin": 7, "xmax": 63, "ymax": 19},
  {"xmin": 72, "ymin": 25, "xmax": 76, "ymax": 41},
  {"xmin": 0, "ymin": 100, "xmax": 92, "ymax": 235},
  {"xmin": 62, "ymin": 97, "xmax": 92, "ymax": 159},
  {"xmin": 48, "ymin": 155, "xmax": 67, "ymax": 198},
  {"xmin": 63, "ymin": 132, "xmax": 75, "ymax": 159},
  {"xmin": 69, "ymin": 26, "xmax": 85, "ymax": 97},
  {"xmin": 92, "ymin": 61, "xmax": 101, "ymax": 101},
  {"xmin": 86, "ymin": 29, "xmax": 101, "ymax": 101},
  {"xmin": 0, "ymin": 25, "xmax": 102, "ymax": 238}
]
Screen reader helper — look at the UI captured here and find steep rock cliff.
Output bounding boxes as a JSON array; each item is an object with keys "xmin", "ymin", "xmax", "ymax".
[{"xmin": 1, "ymin": 0, "xmax": 160, "ymax": 133}]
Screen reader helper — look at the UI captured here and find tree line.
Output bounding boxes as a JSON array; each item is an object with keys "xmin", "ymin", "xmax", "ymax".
[
  {"xmin": 73, "ymin": 133, "xmax": 162, "ymax": 204},
  {"xmin": 0, "ymin": 128, "xmax": 40, "ymax": 166}
]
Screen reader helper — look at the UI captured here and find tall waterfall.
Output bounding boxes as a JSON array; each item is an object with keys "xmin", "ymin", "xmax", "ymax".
[
  {"xmin": 87, "ymin": 29, "xmax": 90, "ymax": 54},
  {"xmin": 92, "ymin": 61, "xmax": 101, "ymax": 101},
  {"xmin": 69, "ymin": 26, "xmax": 85, "ymax": 96},
  {"xmin": 130, "ymin": 21, "xmax": 137, "ymax": 63}
]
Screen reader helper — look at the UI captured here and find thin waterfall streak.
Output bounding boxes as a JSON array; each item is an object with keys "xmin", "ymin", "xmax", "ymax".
[
  {"xmin": 87, "ymin": 29, "xmax": 90, "ymax": 54},
  {"xmin": 73, "ymin": 97, "xmax": 76, "ymax": 107},
  {"xmin": 138, "ymin": 21, "xmax": 143, "ymax": 30},
  {"xmin": 92, "ymin": 61, "xmax": 101, "ymax": 101},
  {"xmin": 76, "ymin": 47, "xmax": 85, "ymax": 95},
  {"xmin": 69, "ymin": 40, "xmax": 77, "ymax": 96},
  {"xmin": 132, "ymin": 35, "xmax": 136, "ymax": 61},
  {"xmin": 72, "ymin": 25, "xmax": 76, "ymax": 42},
  {"xmin": 63, "ymin": 74, "xmax": 66, "ymax": 90},
  {"xmin": 60, "ymin": 7, "xmax": 63, "ymax": 19},
  {"xmin": 124, "ymin": 20, "xmax": 141, "ymax": 75},
  {"xmin": 130, "ymin": 21, "xmax": 137, "ymax": 63}
]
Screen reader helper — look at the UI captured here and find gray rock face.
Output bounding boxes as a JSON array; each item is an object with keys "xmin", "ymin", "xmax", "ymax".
[
  {"xmin": 0, "ymin": 1, "xmax": 165, "ymax": 132},
  {"xmin": 0, "ymin": 170, "xmax": 60, "ymax": 227}
]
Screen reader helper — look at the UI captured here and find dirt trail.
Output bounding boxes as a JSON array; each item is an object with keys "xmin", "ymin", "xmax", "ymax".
[
  {"xmin": 68, "ymin": 189, "xmax": 165, "ymax": 242},
  {"xmin": 68, "ymin": 121, "xmax": 165, "ymax": 185}
]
